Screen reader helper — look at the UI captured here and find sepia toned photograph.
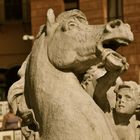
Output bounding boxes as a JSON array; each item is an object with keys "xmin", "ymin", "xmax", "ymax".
[{"xmin": 0, "ymin": 0, "xmax": 140, "ymax": 140}]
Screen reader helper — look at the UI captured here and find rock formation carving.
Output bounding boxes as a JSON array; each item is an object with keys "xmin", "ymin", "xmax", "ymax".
[{"xmin": 8, "ymin": 9, "xmax": 134, "ymax": 140}]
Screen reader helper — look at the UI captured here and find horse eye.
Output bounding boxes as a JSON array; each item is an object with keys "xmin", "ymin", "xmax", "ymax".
[{"xmin": 69, "ymin": 21, "xmax": 76, "ymax": 27}]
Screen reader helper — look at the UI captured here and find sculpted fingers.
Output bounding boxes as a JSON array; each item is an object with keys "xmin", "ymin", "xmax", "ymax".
[{"xmin": 101, "ymin": 49, "xmax": 129, "ymax": 72}]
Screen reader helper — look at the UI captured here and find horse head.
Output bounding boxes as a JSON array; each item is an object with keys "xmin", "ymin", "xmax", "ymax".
[{"xmin": 46, "ymin": 9, "xmax": 133, "ymax": 74}]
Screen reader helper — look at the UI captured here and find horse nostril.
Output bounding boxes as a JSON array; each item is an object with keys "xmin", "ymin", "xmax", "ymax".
[
  {"xmin": 105, "ymin": 20, "xmax": 122, "ymax": 33},
  {"xmin": 110, "ymin": 20, "xmax": 122, "ymax": 28}
]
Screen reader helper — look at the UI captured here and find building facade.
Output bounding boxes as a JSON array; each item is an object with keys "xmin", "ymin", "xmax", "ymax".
[{"xmin": 0, "ymin": 0, "xmax": 140, "ymax": 83}]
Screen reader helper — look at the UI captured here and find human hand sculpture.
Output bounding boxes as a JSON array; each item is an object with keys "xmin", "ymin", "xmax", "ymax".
[{"xmin": 102, "ymin": 48, "xmax": 129, "ymax": 72}]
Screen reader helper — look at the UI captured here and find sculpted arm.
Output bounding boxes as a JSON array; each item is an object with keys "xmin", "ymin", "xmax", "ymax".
[
  {"xmin": 82, "ymin": 49, "xmax": 129, "ymax": 112},
  {"xmin": 93, "ymin": 51, "xmax": 129, "ymax": 112},
  {"xmin": 93, "ymin": 70, "xmax": 121, "ymax": 112}
]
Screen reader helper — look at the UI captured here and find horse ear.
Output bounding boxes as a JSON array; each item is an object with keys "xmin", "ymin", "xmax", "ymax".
[
  {"xmin": 46, "ymin": 8, "xmax": 58, "ymax": 36},
  {"xmin": 47, "ymin": 8, "xmax": 55, "ymax": 26}
]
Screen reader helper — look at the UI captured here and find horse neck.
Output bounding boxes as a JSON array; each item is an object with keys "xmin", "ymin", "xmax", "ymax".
[{"xmin": 31, "ymin": 34, "xmax": 82, "ymax": 92}]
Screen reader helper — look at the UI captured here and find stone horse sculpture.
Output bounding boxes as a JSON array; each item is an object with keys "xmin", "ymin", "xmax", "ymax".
[{"xmin": 8, "ymin": 9, "xmax": 134, "ymax": 140}]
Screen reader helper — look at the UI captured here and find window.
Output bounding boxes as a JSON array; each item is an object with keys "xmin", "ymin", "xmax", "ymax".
[
  {"xmin": 5, "ymin": 0, "xmax": 22, "ymax": 20},
  {"xmin": 64, "ymin": 0, "xmax": 79, "ymax": 11},
  {"xmin": 107, "ymin": 0, "xmax": 123, "ymax": 21}
]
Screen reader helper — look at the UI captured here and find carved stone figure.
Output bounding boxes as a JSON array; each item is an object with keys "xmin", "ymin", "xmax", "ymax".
[
  {"xmin": 82, "ymin": 64, "xmax": 140, "ymax": 140},
  {"xmin": 114, "ymin": 81, "xmax": 140, "ymax": 140},
  {"xmin": 89, "ymin": 76, "xmax": 140, "ymax": 140},
  {"xmin": 8, "ymin": 9, "xmax": 134, "ymax": 140}
]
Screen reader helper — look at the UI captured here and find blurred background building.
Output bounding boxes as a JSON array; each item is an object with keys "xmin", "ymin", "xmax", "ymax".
[{"xmin": 0, "ymin": 0, "xmax": 140, "ymax": 97}]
